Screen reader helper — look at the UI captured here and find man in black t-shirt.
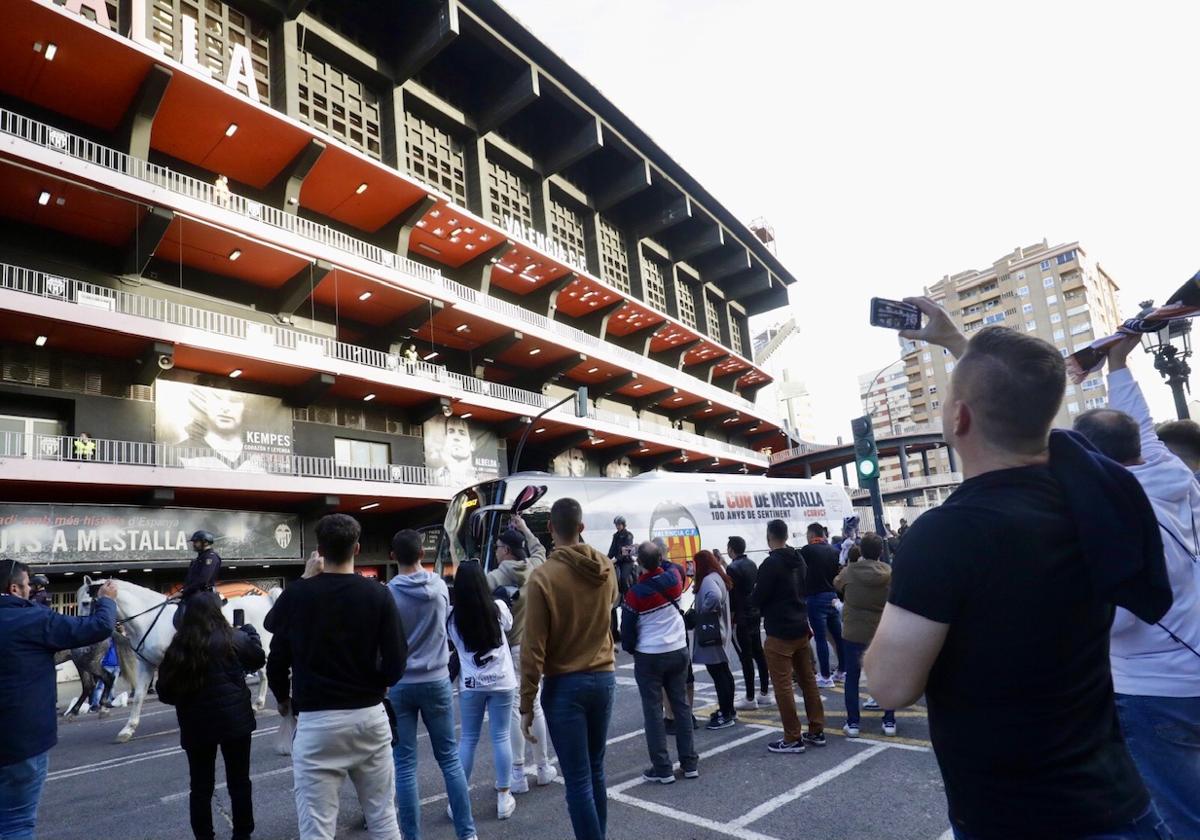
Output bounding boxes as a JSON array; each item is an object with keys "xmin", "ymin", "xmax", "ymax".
[
  {"xmin": 865, "ymin": 300, "xmax": 1168, "ymax": 840},
  {"xmin": 799, "ymin": 522, "xmax": 846, "ymax": 687},
  {"xmin": 266, "ymin": 514, "xmax": 407, "ymax": 840}
]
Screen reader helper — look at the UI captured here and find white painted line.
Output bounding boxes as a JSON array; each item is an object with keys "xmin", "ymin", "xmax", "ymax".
[
  {"xmin": 608, "ymin": 726, "xmax": 774, "ymax": 794},
  {"xmin": 618, "ymin": 662, "xmax": 636, "ymax": 669},
  {"xmin": 936, "ymin": 830, "xmax": 954, "ymax": 840},
  {"xmin": 47, "ymin": 726, "xmax": 280, "ymax": 782},
  {"xmin": 607, "ymin": 790, "xmax": 780, "ymax": 840},
  {"xmin": 161, "ymin": 765, "xmax": 293, "ymax": 803},
  {"xmin": 728, "ymin": 743, "xmax": 888, "ymax": 828}
]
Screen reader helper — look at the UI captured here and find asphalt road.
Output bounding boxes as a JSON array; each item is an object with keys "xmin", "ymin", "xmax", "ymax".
[{"xmin": 41, "ymin": 654, "xmax": 948, "ymax": 840}]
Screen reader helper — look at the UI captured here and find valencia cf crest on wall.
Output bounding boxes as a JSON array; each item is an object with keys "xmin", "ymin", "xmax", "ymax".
[{"xmin": 649, "ymin": 501, "xmax": 702, "ymax": 568}]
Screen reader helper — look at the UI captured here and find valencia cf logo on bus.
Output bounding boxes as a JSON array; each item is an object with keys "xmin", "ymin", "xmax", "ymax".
[
  {"xmin": 649, "ymin": 501, "xmax": 702, "ymax": 568},
  {"xmin": 274, "ymin": 523, "xmax": 292, "ymax": 549}
]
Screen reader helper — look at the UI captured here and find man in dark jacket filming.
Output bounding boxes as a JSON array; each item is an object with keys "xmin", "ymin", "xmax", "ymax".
[
  {"xmin": 752, "ymin": 519, "xmax": 825, "ymax": 754},
  {"xmin": 0, "ymin": 559, "xmax": 117, "ymax": 838}
]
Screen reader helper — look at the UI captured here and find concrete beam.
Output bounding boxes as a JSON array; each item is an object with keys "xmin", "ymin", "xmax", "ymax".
[
  {"xmin": 373, "ymin": 195, "xmax": 437, "ymax": 257},
  {"xmin": 411, "ymin": 396, "xmax": 454, "ymax": 426},
  {"xmin": 608, "ymin": 321, "xmax": 658, "ymax": 355},
  {"xmin": 533, "ymin": 273, "xmax": 578, "ymax": 318},
  {"xmin": 512, "ymin": 353, "xmax": 587, "ymax": 392},
  {"xmin": 284, "ymin": 0, "xmax": 311, "ymax": 19},
  {"xmin": 598, "ymin": 440, "xmax": 643, "ymax": 470},
  {"xmin": 121, "ymin": 207, "xmax": 174, "ymax": 276},
  {"xmin": 634, "ymin": 387, "xmax": 676, "ymax": 414},
  {"xmin": 596, "ymin": 371, "xmax": 637, "ymax": 398},
  {"xmin": 594, "ymin": 160, "xmax": 652, "ymax": 212},
  {"xmin": 132, "ymin": 341, "xmax": 173, "ymax": 386},
  {"xmin": 546, "ymin": 430, "xmax": 593, "ymax": 457},
  {"xmin": 284, "ymin": 372, "xmax": 335, "ymax": 407},
  {"xmin": 632, "ymin": 195, "xmax": 692, "ymax": 241},
  {"xmin": 699, "ymin": 248, "xmax": 753, "ymax": 283},
  {"xmin": 710, "ymin": 370, "xmax": 741, "ymax": 391},
  {"xmin": 670, "ymin": 224, "xmax": 725, "ymax": 263},
  {"xmin": 475, "ymin": 66, "xmax": 539, "ymax": 136},
  {"xmin": 264, "ymin": 138, "xmax": 326, "ymax": 213},
  {"xmin": 649, "ymin": 338, "xmax": 701, "ymax": 369},
  {"xmin": 118, "ymin": 65, "xmax": 172, "ymax": 160},
  {"xmin": 543, "ymin": 117, "xmax": 603, "ymax": 176},
  {"xmin": 741, "ymin": 282, "xmax": 790, "ymax": 315},
  {"xmin": 272, "ymin": 259, "xmax": 332, "ymax": 316},
  {"xmin": 683, "ymin": 353, "xmax": 726, "ymax": 381},
  {"xmin": 449, "ymin": 241, "xmax": 516, "ymax": 294},
  {"xmin": 722, "ymin": 268, "xmax": 771, "ymax": 301},
  {"xmin": 394, "ymin": 0, "xmax": 460, "ymax": 85},
  {"xmin": 573, "ymin": 299, "xmax": 624, "ymax": 338},
  {"xmin": 472, "ymin": 331, "xmax": 524, "ymax": 377},
  {"xmin": 368, "ymin": 300, "xmax": 445, "ymax": 349}
]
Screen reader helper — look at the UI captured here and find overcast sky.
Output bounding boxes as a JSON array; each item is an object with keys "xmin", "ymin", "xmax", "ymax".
[{"xmin": 500, "ymin": 0, "xmax": 1199, "ymax": 440}]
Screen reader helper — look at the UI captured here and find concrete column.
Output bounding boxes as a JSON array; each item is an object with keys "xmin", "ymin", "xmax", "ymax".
[
  {"xmin": 946, "ymin": 445, "xmax": 958, "ymax": 473},
  {"xmin": 803, "ymin": 463, "xmax": 812, "ymax": 479},
  {"xmin": 898, "ymin": 445, "xmax": 910, "ymax": 480},
  {"xmin": 921, "ymin": 449, "xmax": 930, "ymax": 475},
  {"xmin": 841, "ymin": 463, "xmax": 849, "ymax": 485},
  {"xmin": 825, "ymin": 470, "xmax": 832, "ymax": 480}
]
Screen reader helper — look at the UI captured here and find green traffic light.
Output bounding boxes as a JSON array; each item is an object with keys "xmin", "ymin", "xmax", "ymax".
[{"xmin": 858, "ymin": 459, "xmax": 877, "ymax": 477}]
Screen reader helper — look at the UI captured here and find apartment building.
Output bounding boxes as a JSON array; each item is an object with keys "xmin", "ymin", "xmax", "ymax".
[{"xmin": 857, "ymin": 360, "xmax": 915, "ymax": 483}]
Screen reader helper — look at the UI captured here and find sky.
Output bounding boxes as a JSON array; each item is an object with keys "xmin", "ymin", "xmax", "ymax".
[{"xmin": 499, "ymin": 0, "xmax": 1200, "ymax": 441}]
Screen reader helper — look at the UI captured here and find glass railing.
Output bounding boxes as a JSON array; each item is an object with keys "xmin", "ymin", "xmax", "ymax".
[
  {"xmin": 0, "ymin": 105, "xmax": 762, "ymax": 418},
  {"xmin": 0, "ymin": 431, "xmax": 452, "ymax": 488},
  {"xmin": 0, "ymin": 262, "xmax": 766, "ymax": 464}
]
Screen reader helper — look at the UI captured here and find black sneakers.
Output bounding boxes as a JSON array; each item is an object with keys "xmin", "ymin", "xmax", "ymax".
[
  {"xmin": 801, "ymin": 731, "xmax": 827, "ymax": 747},
  {"xmin": 767, "ymin": 739, "xmax": 806, "ymax": 754},
  {"xmin": 706, "ymin": 711, "xmax": 737, "ymax": 730},
  {"xmin": 641, "ymin": 767, "xmax": 676, "ymax": 785}
]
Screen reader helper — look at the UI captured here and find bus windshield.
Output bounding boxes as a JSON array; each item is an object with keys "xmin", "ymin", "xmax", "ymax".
[{"xmin": 444, "ymin": 479, "xmax": 506, "ymax": 568}]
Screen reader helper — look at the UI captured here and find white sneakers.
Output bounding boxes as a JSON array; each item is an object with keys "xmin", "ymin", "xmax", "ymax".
[
  {"xmin": 843, "ymin": 723, "xmax": 860, "ymax": 738},
  {"xmin": 882, "ymin": 721, "xmax": 897, "ymax": 737},
  {"xmin": 536, "ymin": 763, "xmax": 558, "ymax": 786},
  {"xmin": 497, "ymin": 790, "xmax": 516, "ymax": 820},
  {"xmin": 757, "ymin": 694, "xmax": 775, "ymax": 708},
  {"xmin": 510, "ymin": 769, "xmax": 530, "ymax": 794},
  {"xmin": 816, "ymin": 675, "xmax": 836, "ymax": 689},
  {"xmin": 833, "ymin": 671, "xmax": 846, "ymax": 684},
  {"xmin": 735, "ymin": 697, "xmax": 759, "ymax": 712}
]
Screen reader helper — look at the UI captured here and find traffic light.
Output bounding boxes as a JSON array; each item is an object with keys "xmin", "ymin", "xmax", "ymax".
[{"xmin": 850, "ymin": 415, "xmax": 880, "ymax": 485}]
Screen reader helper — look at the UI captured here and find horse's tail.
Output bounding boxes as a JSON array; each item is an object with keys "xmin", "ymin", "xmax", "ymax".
[
  {"xmin": 268, "ymin": 586, "xmax": 283, "ymax": 604},
  {"xmin": 113, "ymin": 629, "xmax": 138, "ymax": 686}
]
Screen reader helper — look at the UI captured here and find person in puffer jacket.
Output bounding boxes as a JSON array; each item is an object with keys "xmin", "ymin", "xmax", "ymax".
[
  {"xmin": 834, "ymin": 533, "xmax": 896, "ymax": 739},
  {"xmin": 157, "ymin": 594, "xmax": 266, "ymax": 840}
]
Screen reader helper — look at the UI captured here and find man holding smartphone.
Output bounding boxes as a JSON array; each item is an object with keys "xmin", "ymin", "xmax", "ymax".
[{"xmin": 865, "ymin": 298, "xmax": 1171, "ymax": 839}]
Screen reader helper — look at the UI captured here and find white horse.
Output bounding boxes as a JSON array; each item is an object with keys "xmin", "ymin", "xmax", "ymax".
[{"xmin": 77, "ymin": 578, "xmax": 275, "ymax": 743}]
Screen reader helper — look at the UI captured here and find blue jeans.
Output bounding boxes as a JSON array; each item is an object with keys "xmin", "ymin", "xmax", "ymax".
[
  {"xmin": 0, "ymin": 751, "xmax": 49, "ymax": 840},
  {"xmin": 89, "ymin": 666, "xmax": 118, "ymax": 707},
  {"xmin": 806, "ymin": 592, "xmax": 846, "ymax": 677},
  {"xmin": 388, "ymin": 680, "xmax": 475, "ymax": 840},
  {"xmin": 951, "ymin": 804, "xmax": 1172, "ymax": 839},
  {"xmin": 1116, "ymin": 693, "xmax": 1200, "ymax": 837},
  {"xmin": 458, "ymin": 688, "xmax": 514, "ymax": 790},
  {"xmin": 842, "ymin": 640, "xmax": 895, "ymax": 727},
  {"xmin": 542, "ymin": 671, "xmax": 615, "ymax": 840}
]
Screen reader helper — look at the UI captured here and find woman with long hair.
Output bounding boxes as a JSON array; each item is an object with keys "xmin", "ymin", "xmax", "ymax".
[
  {"xmin": 157, "ymin": 594, "xmax": 264, "ymax": 840},
  {"xmin": 449, "ymin": 561, "xmax": 518, "ymax": 821},
  {"xmin": 692, "ymin": 550, "xmax": 738, "ymax": 730}
]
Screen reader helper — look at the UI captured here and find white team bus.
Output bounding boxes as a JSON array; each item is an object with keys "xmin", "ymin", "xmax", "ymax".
[{"xmin": 424, "ymin": 471, "xmax": 855, "ymax": 576}]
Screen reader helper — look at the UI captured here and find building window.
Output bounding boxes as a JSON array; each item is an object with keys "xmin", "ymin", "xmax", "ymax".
[
  {"xmin": 703, "ymin": 294, "xmax": 722, "ymax": 343},
  {"xmin": 1022, "ymin": 303, "xmax": 1033, "ymax": 314},
  {"xmin": 1043, "ymin": 276, "xmax": 1056, "ymax": 288},
  {"xmin": 1016, "ymin": 270, "xmax": 1026, "ymax": 281},
  {"xmin": 983, "ymin": 312, "xmax": 1005, "ymax": 325},
  {"xmin": 1085, "ymin": 396, "xmax": 1107, "ymax": 409},
  {"xmin": 151, "ymin": 0, "xmax": 271, "ymax": 101},
  {"xmin": 1059, "ymin": 348, "xmax": 1070, "ymax": 357},
  {"xmin": 675, "ymin": 275, "xmax": 698, "ymax": 329},
  {"xmin": 730, "ymin": 314, "xmax": 744, "ymax": 356},
  {"xmin": 486, "ymin": 156, "xmax": 534, "ymax": 228},
  {"xmin": 944, "ymin": 361, "xmax": 955, "ymax": 372},
  {"xmin": 335, "ymin": 437, "xmax": 389, "ymax": 467},
  {"xmin": 1017, "ymin": 285, "xmax": 1029, "ymax": 296},
  {"xmin": 0, "ymin": 414, "xmax": 67, "ymax": 458},
  {"xmin": 1082, "ymin": 377, "xmax": 1103, "ymax": 391},
  {"xmin": 1071, "ymin": 321, "xmax": 1092, "ymax": 336},
  {"xmin": 549, "ymin": 197, "xmax": 587, "ymax": 265},
  {"xmin": 931, "ymin": 400, "xmax": 940, "ymax": 409},
  {"xmin": 1057, "ymin": 250, "xmax": 1076, "ymax": 265},
  {"xmin": 403, "ymin": 109, "xmax": 466, "ymax": 205},
  {"xmin": 598, "ymin": 217, "xmax": 630, "ymax": 295},
  {"xmin": 1049, "ymin": 313, "xmax": 1062, "ymax": 324},
  {"xmin": 1040, "ymin": 260, "xmax": 1052, "ymax": 271},
  {"xmin": 922, "ymin": 352, "xmax": 932, "ymax": 362},
  {"xmin": 298, "ymin": 51, "xmax": 381, "ymax": 159},
  {"xmin": 925, "ymin": 367, "xmax": 934, "ymax": 377},
  {"xmin": 1026, "ymin": 320, "xmax": 1037, "ymax": 331},
  {"xmin": 642, "ymin": 254, "xmax": 668, "ymax": 313},
  {"xmin": 1054, "ymin": 329, "xmax": 1065, "ymax": 340},
  {"xmin": 1046, "ymin": 294, "xmax": 1058, "ymax": 306},
  {"xmin": 1068, "ymin": 402, "xmax": 1080, "ymax": 415}
]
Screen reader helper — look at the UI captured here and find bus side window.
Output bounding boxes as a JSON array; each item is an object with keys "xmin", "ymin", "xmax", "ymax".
[{"xmin": 521, "ymin": 509, "xmax": 552, "ymax": 554}]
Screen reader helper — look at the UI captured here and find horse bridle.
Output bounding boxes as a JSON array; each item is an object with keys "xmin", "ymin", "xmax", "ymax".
[{"xmin": 112, "ymin": 595, "xmax": 181, "ymax": 665}]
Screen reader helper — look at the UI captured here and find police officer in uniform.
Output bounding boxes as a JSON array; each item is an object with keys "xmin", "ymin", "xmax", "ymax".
[
  {"xmin": 174, "ymin": 530, "xmax": 222, "ymax": 627},
  {"xmin": 29, "ymin": 574, "xmax": 51, "ymax": 608}
]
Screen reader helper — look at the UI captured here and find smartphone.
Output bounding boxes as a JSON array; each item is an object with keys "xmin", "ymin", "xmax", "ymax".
[
  {"xmin": 870, "ymin": 297, "xmax": 921, "ymax": 331},
  {"xmin": 233, "ymin": 608, "xmax": 245, "ymax": 627}
]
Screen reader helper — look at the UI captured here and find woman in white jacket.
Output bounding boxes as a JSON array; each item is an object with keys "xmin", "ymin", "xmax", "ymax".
[{"xmin": 449, "ymin": 561, "xmax": 518, "ymax": 821}]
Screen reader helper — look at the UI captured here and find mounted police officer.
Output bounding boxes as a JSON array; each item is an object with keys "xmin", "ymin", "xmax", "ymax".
[
  {"xmin": 174, "ymin": 530, "xmax": 222, "ymax": 628},
  {"xmin": 28, "ymin": 574, "xmax": 51, "ymax": 608}
]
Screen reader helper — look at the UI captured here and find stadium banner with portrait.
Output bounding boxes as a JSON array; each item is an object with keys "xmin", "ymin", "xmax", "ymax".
[
  {"xmin": 156, "ymin": 379, "xmax": 294, "ymax": 472},
  {"xmin": 423, "ymin": 415, "xmax": 503, "ymax": 487},
  {"xmin": 0, "ymin": 503, "xmax": 302, "ymax": 566}
]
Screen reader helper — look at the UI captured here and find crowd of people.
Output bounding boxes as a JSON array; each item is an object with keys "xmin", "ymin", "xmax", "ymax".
[{"xmin": 2, "ymin": 293, "xmax": 1199, "ymax": 840}]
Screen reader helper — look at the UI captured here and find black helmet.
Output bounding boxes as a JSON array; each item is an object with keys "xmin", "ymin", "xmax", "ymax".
[
  {"xmin": 30, "ymin": 573, "xmax": 49, "ymax": 588},
  {"xmin": 613, "ymin": 516, "xmax": 626, "ymax": 527},
  {"xmin": 190, "ymin": 530, "xmax": 215, "ymax": 545}
]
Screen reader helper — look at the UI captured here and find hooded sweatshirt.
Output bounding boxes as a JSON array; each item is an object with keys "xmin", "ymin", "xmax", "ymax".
[
  {"xmin": 1106, "ymin": 367, "xmax": 1200, "ymax": 697},
  {"xmin": 833, "ymin": 559, "xmax": 892, "ymax": 644},
  {"xmin": 486, "ymin": 529, "xmax": 546, "ymax": 647},
  {"xmin": 387, "ymin": 569, "xmax": 451, "ymax": 685},
  {"xmin": 751, "ymin": 545, "xmax": 809, "ymax": 640},
  {"xmin": 519, "ymin": 541, "xmax": 618, "ymax": 714}
]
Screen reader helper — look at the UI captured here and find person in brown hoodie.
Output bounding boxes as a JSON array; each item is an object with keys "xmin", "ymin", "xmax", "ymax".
[
  {"xmin": 833, "ymin": 532, "xmax": 896, "ymax": 738},
  {"xmin": 520, "ymin": 497, "xmax": 618, "ymax": 840}
]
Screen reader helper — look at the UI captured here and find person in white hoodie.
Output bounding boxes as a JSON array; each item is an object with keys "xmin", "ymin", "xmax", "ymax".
[
  {"xmin": 1073, "ymin": 335, "xmax": 1200, "ymax": 837},
  {"xmin": 384, "ymin": 530, "xmax": 476, "ymax": 840}
]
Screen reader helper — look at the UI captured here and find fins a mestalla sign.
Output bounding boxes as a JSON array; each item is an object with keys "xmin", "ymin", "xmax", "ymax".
[{"xmin": 0, "ymin": 505, "xmax": 302, "ymax": 565}]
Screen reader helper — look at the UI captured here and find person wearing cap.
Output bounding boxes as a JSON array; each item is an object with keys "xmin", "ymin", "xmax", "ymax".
[
  {"xmin": 176, "ymin": 531, "xmax": 222, "ymax": 628},
  {"xmin": 487, "ymin": 515, "xmax": 556, "ymax": 793},
  {"xmin": 607, "ymin": 517, "xmax": 636, "ymax": 638},
  {"xmin": 28, "ymin": 574, "xmax": 51, "ymax": 608}
]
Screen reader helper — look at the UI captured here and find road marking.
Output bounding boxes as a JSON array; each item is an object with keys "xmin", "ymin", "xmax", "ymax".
[
  {"xmin": 607, "ymin": 790, "xmax": 781, "ymax": 840},
  {"xmin": 608, "ymin": 726, "xmax": 775, "ymax": 794},
  {"xmin": 936, "ymin": 831, "xmax": 954, "ymax": 840},
  {"xmin": 728, "ymin": 743, "xmax": 888, "ymax": 827},
  {"xmin": 161, "ymin": 766, "xmax": 294, "ymax": 803},
  {"xmin": 47, "ymin": 727, "xmax": 280, "ymax": 782}
]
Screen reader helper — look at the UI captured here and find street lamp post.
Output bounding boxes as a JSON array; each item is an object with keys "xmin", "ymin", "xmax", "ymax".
[{"xmin": 1137, "ymin": 300, "xmax": 1192, "ymax": 419}]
